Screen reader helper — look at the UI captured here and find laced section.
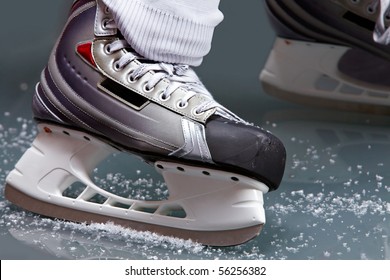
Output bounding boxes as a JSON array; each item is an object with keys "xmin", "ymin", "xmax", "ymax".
[
  {"xmin": 373, "ymin": 0, "xmax": 390, "ymax": 44},
  {"xmin": 105, "ymin": 38, "xmax": 245, "ymax": 122}
]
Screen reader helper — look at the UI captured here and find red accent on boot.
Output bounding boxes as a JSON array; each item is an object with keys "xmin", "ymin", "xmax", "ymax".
[{"xmin": 76, "ymin": 42, "xmax": 97, "ymax": 68}]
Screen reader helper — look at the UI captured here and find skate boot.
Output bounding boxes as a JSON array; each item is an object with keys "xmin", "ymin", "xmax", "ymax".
[
  {"xmin": 4, "ymin": 0, "xmax": 286, "ymax": 246},
  {"xmin": 261, "ymin": 0, "xmax": 390, "ymax": 114}
]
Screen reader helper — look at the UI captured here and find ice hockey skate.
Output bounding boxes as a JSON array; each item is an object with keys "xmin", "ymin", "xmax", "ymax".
[
  {"xmin": 260, "ymin": 0, "xmax": 390, "ymax": 114},
  {"xmin": 4, "ymin": 0, "xmax": 286, "ymax": 246}
]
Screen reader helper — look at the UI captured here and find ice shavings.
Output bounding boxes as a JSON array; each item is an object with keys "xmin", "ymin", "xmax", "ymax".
[
  {"xmin": 268, "ymin": 189, "xmax": 389, "ymax": 219},
  {"xmin": 0, "ymin": 116, "xmax": 37, "ymax": 192}
]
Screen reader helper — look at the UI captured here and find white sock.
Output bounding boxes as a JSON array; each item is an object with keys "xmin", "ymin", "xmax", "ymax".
[{"xmin": 102, "ymin": 0, "xmax": 223, "ymax": 66}]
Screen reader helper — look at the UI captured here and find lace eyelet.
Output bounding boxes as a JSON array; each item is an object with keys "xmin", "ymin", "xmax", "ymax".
[
  {"xmin": 104, "ymin": 44, "xmax": 112, "ymax": 55},
  {"xmin": 350, "ymin": 0, "xmax": 360, "ymax": 4},
  {"xmin": 177, "ymin": 101, "xmax": 189, "ymax": 109},
  {"xmin": 159, "ymin": 92, "xmax": 170, "ymax": 102},
  {"xmin": 143, "ymin": 83, "xmax": 154, "ymax": 93},
  {"xmin": 104, "ymin": 6, "xmax": 110, "ymax": 15},
  {"xmin": 367, "ymin": 5, "xmax": 376, "ymax": 14},
  {"xmin": 113, "ymin": 61, "xmax": 122, "ymax": 71},
  {"xmin": 192, "ymin": 108, "xmax": 205, "ymax": 116},
  {"xmin": 128, "ymin": 76, "xmax": 136, "ymax": 84},
  {"xmin": 101, "ymin": 18, "xmax": 110, "ymax": 30},
  {"xmin": 126, "ymin": 70, "xmax": 137, "ymax": 83}
]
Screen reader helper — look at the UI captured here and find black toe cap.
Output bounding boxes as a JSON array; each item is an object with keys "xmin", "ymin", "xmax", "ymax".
[{"xmin": 206, "ymin": 116, "xmax": 286, "ymax": 191}]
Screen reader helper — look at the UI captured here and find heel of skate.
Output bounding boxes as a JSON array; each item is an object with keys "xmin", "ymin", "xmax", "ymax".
[
  {"xmin": 5, "ymin": 123, "xmax": 269, "ymax": 246},
  {"xmin": 260, "ymin": 37, "xmax": 390, "ymax": 113}
]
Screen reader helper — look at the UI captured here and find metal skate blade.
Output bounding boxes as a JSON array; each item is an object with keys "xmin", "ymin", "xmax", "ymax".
[{"xmin": 4, "ymin": 184, "xmax": 263, "ymax": 247}]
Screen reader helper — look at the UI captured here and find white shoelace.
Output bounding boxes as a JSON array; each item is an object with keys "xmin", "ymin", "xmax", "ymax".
[
  {"xmin": 373, "ymin": 0, "xmax": 390, "ymax": 44},
  {"xmin": 105, "ymin": 39, "xmax": 245, "ymax": 122}
]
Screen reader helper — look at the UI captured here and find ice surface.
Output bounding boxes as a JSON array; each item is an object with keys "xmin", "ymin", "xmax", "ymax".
[{"xmin": 1, "ymin": 0, "xmax": 388, "ymax": 260}]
